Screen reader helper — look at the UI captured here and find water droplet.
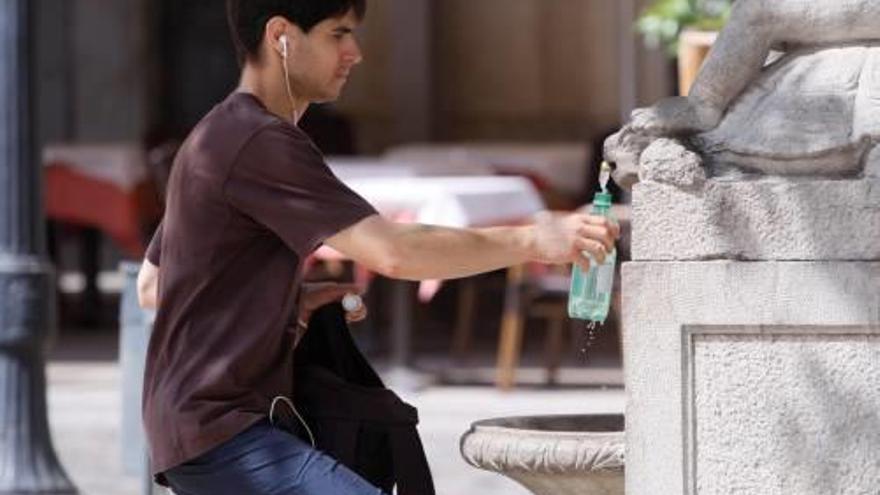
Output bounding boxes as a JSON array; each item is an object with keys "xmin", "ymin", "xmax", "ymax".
[{"xmin": 580, "ymin": 320, "xmax": 601, "ymax": 362}]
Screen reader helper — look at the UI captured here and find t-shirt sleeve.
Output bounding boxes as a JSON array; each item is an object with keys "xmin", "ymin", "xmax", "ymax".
[
  {"xmin": 145, "ymin": 221, "xmax": 163, "ymax": 265},
  {"xmin": 224, "ymin": 124, "xmax": 378, "ymax": 258}
]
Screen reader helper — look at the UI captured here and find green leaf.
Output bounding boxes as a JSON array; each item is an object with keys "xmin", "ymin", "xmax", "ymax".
[{"xmin": 635, "ymin": 0, "xmax": 731, "ymax": 56}]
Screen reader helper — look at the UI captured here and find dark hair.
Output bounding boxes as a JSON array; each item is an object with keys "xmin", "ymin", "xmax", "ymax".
[{"xmin": 226, "ymin": 0, "xmax": 366, "ymax": 65}]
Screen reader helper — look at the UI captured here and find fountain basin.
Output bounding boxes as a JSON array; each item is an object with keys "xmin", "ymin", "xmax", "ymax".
[{"xmin": 460, "ymin": 414, "xmax": 624, "ymax": 495}]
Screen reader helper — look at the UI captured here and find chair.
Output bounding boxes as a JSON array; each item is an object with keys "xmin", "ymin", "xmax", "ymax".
[{"xmin": 451, "ymin": 204, "xmax": 631, "ymax": 390}]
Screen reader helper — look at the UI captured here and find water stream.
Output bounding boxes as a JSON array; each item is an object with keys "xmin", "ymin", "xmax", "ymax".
[{"xmin": 579, "ymin": 320, "xmax": 600, "ymax": 361}]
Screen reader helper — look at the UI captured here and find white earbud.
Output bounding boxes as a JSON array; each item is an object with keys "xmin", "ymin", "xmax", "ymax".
[{"xmin": 279, "ymin": 35, "xmax": 289, "ymax": 58}]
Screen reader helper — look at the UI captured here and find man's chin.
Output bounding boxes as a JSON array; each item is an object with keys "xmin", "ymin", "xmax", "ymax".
[{"xmin": 312, "ymin": 89, "xmax": 343, "ymax": 104}]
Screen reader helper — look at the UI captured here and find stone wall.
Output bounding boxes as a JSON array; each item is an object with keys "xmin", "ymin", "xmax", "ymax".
[
  {"xmin": 337, "ymin": 0, "xmax": 672, "ymax": 153},
  {"xmin": 34, "ymin": 0, "xmax": 672, "ymax": 152},
  {"xmin": 35, "ymin": 0, "xmax": 154, "ymax": 145}
]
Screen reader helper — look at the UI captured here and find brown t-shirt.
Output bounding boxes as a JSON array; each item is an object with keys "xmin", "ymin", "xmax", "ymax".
[{"xmin": 142, "ymin": 92, "xmax": 377, "ymax": 475}]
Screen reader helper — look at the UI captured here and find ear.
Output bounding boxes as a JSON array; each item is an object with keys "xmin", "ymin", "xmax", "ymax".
[{"xmin": 265, "ymin": 16, "xmax": 293, "ymax": 57}]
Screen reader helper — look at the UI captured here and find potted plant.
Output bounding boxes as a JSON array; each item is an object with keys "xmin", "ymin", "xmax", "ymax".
[{"xmin": 636, "ymin": 0, "xmax": 732, "ymax": 95}]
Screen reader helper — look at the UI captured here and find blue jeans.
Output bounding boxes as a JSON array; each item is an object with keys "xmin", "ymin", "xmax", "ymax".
[{"xmin": 163, "ymin": 419, "xmax": 387, "ymax": 495}]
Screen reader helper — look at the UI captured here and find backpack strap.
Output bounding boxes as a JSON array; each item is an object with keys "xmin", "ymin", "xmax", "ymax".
[{"xmin": 388, "ymin": 426, "xmax": 436, "ymax": 495}]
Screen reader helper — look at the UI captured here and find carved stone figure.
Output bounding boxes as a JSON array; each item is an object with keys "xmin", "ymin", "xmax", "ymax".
[{"xmin": 608, "ymin": 0, "xmax": 880, "ymax": 186}]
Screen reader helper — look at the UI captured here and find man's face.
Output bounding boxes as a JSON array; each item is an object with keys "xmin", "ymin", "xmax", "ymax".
[{"xmin": 286, "ymin": 10, "xmax": 363, "ymax": 103}]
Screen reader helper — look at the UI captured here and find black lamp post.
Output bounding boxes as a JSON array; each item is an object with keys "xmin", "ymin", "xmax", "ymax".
[{"xmin": 0, "ymin": 0, "xmax": 77, "ymax": 492}]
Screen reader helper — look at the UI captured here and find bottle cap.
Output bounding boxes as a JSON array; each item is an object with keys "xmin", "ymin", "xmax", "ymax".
[
  {"xmin": 342, "ymin": 293, "xmax": 363, "ymax": 312},
  {"xmin": 598, "ymin": 161, "xmax": 612, "ymax": 191}
]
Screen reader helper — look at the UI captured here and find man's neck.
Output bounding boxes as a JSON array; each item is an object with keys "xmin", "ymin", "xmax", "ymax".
[{"xmin": 237, "ymin": 62, "xmax": 309, "ymax": 125}]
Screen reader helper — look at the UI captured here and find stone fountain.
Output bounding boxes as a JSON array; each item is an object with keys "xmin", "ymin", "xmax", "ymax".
[
  {"xmin": 462, "ymin": 1, "xmax": 880, "ymax": 493},
  {"xmin": 460, "ymin": 414, "xmax": 624, "ymax": 495},
  {"xmin": 612, "ymin": 0, "xmax": 880, "ymax": 493}
]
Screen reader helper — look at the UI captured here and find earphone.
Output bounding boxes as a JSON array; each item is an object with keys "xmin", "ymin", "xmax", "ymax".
[
  {"xmin": 279, "ymin": 34, "xmax": 288, "ymax": 59},
  {"xmin": 278, "ymin": 34, "xmax": 298, "ymax": 123}
]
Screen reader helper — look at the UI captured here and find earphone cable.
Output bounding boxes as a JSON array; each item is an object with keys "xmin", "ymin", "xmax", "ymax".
[
  {"xmin": 269, "ymin": 395, "xmax": 316, "ymax": 448},
  {"xmin": 281, "ymin": 51, "xmax": 298, "ymax": 123}
]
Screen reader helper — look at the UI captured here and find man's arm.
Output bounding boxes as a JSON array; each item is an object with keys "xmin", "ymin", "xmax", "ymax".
[
  {"xmin": 137, "ymin": 258, "xmax": 159, "ymax": 310},
  {"xmin": 325, "ymin": 212, "xmax": 618, "ymax": 281}
]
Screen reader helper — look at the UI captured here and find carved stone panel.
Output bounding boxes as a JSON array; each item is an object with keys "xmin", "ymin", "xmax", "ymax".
[{"xmin": 685, "ymin": 328, "xmax": 880, "ymax": 495}]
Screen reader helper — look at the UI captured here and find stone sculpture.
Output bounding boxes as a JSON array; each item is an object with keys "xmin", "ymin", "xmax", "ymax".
[
  {"xmin": 608, "ymin": 0, "xmax": 880, "ymax": 187},
  {"xmin": 616, "ymin": 2, "xmax": 880, "ymax": 493}
]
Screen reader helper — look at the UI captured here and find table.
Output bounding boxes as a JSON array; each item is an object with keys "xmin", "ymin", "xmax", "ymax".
[
  {"xmin": 327, "ymin": 156, "xmax": 494, "ymax": 179},
  {"xmin": 43, "ymin": 143, "xmax": 160, "ymax": 258},
  {"xmin": 383, "ymin": 143, "xmax": 592, "ymax": 197},
  {"xmin": 340, "ymin": 176, "xmax": 545, "ymax": 228},
  {"xmin": 43, "ymin": 143, "xmax": 161, "ymax": 325},
  {"xmin": 318, "ymin": 175, "xmax": 546, "ymax": 388}
]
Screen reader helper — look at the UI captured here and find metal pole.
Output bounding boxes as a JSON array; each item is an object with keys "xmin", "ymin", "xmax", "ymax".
[
  {"xmin": 0, "ymin": 0, "xmax": 77, "ymax": 492},
  {"xmin": 389, "ymin": 281, "xmax": 413, "ymax": 369}
]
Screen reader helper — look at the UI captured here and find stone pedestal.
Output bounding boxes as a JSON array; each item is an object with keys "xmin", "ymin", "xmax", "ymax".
[
  {"xmin": 623, "ymin": 176, "xmax": 880, "ymax": 494},
  {"xmin": 632, "ymin": 171, "xmax": 880, "ymax": 262}
]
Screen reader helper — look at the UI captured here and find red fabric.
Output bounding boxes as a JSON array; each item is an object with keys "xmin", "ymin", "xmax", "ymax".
[
  {"xmin": 492, "ymin": 167, "xmax": 551, "ymax": 191},
  {"xmin": 44, "ymin": 162, "xmax": 161, "ymax": 257}
]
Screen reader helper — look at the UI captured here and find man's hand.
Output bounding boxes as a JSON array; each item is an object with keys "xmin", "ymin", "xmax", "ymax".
[
  {"xmin": 298, "ymin": 282, "xmax": 367, "ymax": 327},
  {"xmin": 529, "ymin": 211, "xmax": 620, "ymax": 273}
]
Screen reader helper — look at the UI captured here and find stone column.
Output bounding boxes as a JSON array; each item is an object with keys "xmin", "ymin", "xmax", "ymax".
[
  {"xmin": 0, "ymin": 0, "xmax": 77, "ymax": 492},
  {"xmin": 388, "ymin": 0, "xmax": 433, "ymax": 144}
]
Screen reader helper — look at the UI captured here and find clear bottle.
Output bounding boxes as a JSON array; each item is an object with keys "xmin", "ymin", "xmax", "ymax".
[{"xmin": 568, "ymin": 165, "xmax": 616, "ymax": 323}]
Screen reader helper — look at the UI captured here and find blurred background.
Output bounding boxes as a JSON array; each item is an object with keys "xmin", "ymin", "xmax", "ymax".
[
  {"xmin": 21, "ymin": 0, "xmax": 730, "ymax": 493},
  {"xmin": 41, "ymin": 0, "xmax": 674, "ymax": 347}
]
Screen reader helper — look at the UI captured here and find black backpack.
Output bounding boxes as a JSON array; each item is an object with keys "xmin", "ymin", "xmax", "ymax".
[{"xmin": 288, "ymin": 303, "xmax": 436, "ymax": 495}]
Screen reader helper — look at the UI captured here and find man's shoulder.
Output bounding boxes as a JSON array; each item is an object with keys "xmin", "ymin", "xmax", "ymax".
[
  {"xmin": 182, "ymin": 93, "xmax": 326, "ymax": 181},
  {"xmin": 215, "ymin": 93, "xmax": 317, "ymax": 154},
  {"xmin": 204, "ymin": 92, "xmax": 280, "ymax": 142},
  {"xmin": 246, "ymin": 122, "xmax": 319, "ymax": 160},
  {"xmin": 181, "ymin": 93, "xmax": 284, "ymax": 165},
  {"xmin": 235, "ymin": 117, "xmax": 324, "ymax": 171}
]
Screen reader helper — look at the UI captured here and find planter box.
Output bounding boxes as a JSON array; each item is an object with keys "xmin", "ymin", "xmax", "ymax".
[{"xmin": 677, "ymin": 30, "xmax": 717, "ymax": 96}]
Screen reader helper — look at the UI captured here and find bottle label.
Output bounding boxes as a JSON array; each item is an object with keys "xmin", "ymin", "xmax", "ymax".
[{"xmin": 596, "ymin": 264, "xmax": 614, "ymax": 294}]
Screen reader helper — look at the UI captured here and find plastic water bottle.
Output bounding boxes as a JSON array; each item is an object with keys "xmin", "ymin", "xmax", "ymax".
[{"xmin": 568, "ymin": 162, "xmax": 616, "ymax": 323}]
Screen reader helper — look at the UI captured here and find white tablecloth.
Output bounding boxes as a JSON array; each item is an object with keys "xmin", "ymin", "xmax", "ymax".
[
  {"xmin": 340, "ymin": 176, "xmax": 546, "ymax": 228},
  {"xmin": 327, "ymin": 156, "xmax": 493, "ymax": 179},
  {"xmin": 383, "ymin": 142, "xmax": 592, "ymax": 196}
]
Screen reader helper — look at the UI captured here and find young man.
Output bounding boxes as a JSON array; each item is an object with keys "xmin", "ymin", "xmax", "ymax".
[{"xmin": 137, "ymin": 1, "xmax": 618, "ymax": 493}]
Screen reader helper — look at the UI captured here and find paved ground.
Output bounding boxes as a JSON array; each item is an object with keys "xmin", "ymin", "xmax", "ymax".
[{"xmin": 46, "ymin": 331, "xmax": 624, "ymax": 495}]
